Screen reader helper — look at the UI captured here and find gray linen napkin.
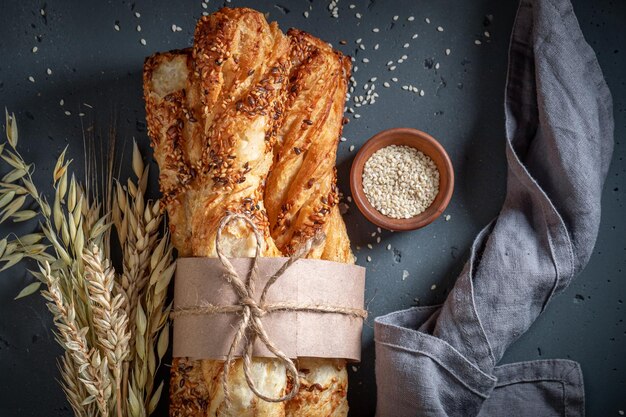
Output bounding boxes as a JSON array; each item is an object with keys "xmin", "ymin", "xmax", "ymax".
[{"xmin": 374, "ymin": 0, "xmax": 614, "ymax": 415}]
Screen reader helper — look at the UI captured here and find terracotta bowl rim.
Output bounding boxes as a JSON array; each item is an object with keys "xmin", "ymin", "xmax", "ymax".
[{"xmin": 349, "ymin": 127, "xmax": 454, "ymax": 231}]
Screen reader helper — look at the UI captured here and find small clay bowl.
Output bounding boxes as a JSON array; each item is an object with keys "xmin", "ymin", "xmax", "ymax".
[{"xmin": 350, "ymin": 128, "xmax": 454, "ymax": 231}]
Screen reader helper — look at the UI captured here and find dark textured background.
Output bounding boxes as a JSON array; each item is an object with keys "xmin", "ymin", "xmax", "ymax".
[{"xmin": 0, "ymin": 0, "xmax": 624, "ymax": 416}]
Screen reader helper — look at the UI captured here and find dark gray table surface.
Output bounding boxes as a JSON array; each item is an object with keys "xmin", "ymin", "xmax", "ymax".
[{"xmin": 0, "ymin": 1, "xmax": 624, "ymax": 416}]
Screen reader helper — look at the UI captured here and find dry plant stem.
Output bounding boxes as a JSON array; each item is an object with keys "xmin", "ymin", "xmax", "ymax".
[
  {"xmin": 1, "ymin": 114, "xmax": 174, "ymax": 417},
  {"xmin": 41, "ymin": 262, "xmax": 112, "ymax": 417},
  {"xmin": 84, "ymin": 245, "xmax": 131, "ymax": 417}
]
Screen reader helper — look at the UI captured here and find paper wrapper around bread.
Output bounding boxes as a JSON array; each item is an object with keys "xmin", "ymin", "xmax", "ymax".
[{"xmin": 173, "ymin": 257, "xmax": 366, "ymax": 362}]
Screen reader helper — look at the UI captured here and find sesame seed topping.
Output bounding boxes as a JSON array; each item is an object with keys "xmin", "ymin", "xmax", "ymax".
[
  {"xmin": 372, "ymin": 28, "xmax": 380, "ymax": 33},
  {"xmin": 403, "ymin": 43, "xmax": 410, "ymax": 48},
  {"xmin": 28, "ymin": 76, "xmax": 35, "ymax": 83},
  {"xmin": 437, "ymin": 26, "xmax": 444, "ymax": 32},
  {"xmin": 475, "ymin": 39, "xmax": 482, "ymax": 45},
  {"xmin": 140, "ymin": 38, "xmax": 147, "ymax": 45},
  {"xmin": 303, "ymin": 11, "xmax": 309, "ymax": 18},
  {"xmin": 383, "ymin": 82, "xmax": 390, "ymax": 88},
  {"xmin": 393, "ymin": 15, "xmax": 399, "ymax": 21},
  {"xmin": 445, "ymin": 48, "xmax": 451, "ymax": 55},
  {"xmin": 134, "ymin": 12, "xmax": 141, "ymax": 18},
  {"xmin": 362, "ymin": 58, "xmax": 369, "ymax": 63},
  {"xmin": 387, "ymin": 244, "xmax": 392, "ymax": 250},
  {"xmin": 431, "ymin": 284, "xmax": 437, "ymax": 290},
  {"xmin": 356, "ymin": 12, "xmax": 362, "ymax": 18},
  {"xmin": 114, "ymin": 23, "xmax": 120, "ymax": 31},
  {"xmin": 402, "ymin": 270, "xmax": 409, "ymax": 280},
  {"xmin": 46, "ymin": 68, "xmax": 52, "ymax": 75},
  {"xmin": 349, "ymin": 145, "xmax": 355, "ymax": 152},
  {"xmin": 412, "ymin": 33, "xmax": 418, "ymax": 39},
  {"xmin": 32, "ymin": 46, "xmax": 38, "ymax": 53},
  {"xmin": 408, "ymin": 16, "xmax": 415, "ymax": 21},
  {"xmin": 425, "ymin": 17, "xmax": 431, "ymax": 24},
  {"xmin": 367, "ymin": 256, "xmax": 372, "ymax": 262},
  {"xmin": 64, "ymin": 110, "xmax": 71, "ymax": 116}
]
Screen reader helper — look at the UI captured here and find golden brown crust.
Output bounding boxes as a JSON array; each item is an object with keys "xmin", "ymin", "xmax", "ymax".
[
  {"xmin": 144, "ymin": 7, "xmax": 353, "ymax": 416},
  {"xmin": 266, "ymin": 29, "xmax": 353, "ymax": 262}
]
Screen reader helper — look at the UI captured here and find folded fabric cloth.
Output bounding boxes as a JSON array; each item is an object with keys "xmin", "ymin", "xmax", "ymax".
[{"xmin": 374, "ymin": 0, "xmax": 614, "ymax": 415}]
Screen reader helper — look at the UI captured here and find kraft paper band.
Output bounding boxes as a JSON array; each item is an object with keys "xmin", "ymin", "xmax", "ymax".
[{"xmin": 172, "ymin": 257, "xmax": 366, "ymax": 361}]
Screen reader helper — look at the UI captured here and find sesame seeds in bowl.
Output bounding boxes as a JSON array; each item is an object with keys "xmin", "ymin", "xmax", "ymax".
[{"xmin": 350, "ymin": 128, "xmax": 454, "ymax": 231}]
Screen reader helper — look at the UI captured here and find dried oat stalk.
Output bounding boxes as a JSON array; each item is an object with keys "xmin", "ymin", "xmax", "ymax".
[{"xmin": 1, "ymin": 111, "xmax": 174, "ymax": 417}]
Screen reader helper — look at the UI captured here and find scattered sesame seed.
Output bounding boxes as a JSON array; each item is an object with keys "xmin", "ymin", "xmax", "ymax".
[
  {"xmin": 362, "ymin": 58, "xmax": 369, "ymax": 63},
  {"xmin": 392, "ymin": 77, "xmax": 398, "ymax": 82},
  {"xmin": 171, "ymin": 24, "xmax": 177, "ymax": 32},
  {"xmin": 136, "ymin": 25, "xmax": 141, "ymax": 32},
  {"xmin": 28, "ymin": 76, "xmax": 35, "ymax": 83},
  {"xmin": 83, "ymin": 102, "xmax": 93, "ymax": 108},
  {"xmin": 140, "ymin": 38, "xmax": 147, "ymax": 45},
  {"xmin": 402, "ymin": 270, "xmax": 409, "ymax": 280},
  {"xmin": 376, "ymin": 236, "xmax": 381, "ymax": 243},
  {"xmin": 425, "ymin": 17, "xmax": 431, "ymax": 24},
  {"xmin": 64, "ymin": 110, "xmax": 71, "ymax": 116},
  {"xmin": 475, "ymin": 39, "xmax": 482, "ymax": 45},
  {"xmin": 114, "ymin": 23, "xmax": 120, "ymax": 31},
  {"xmin": 347, "ymin": 196, "xmax": 353, "ymax": 202},
  {"xmin": 370, "ymin": 77, "xmax": 378, "ymax": 82},
  {"xmin": 402, "ymin": 85, "xmax": 409, "ymax": 90},
  {"xmin": 359, "ymin": 44, "xmax": 366, "ymax": 50},
  {"xmin": 393, "ymin": 15, "xmax": 399, "ymax": 21},
  {"xmin": 32, "ymin": 46, "xmax": 38, "ymax": 53},
  {"xmin": 403, "ymin": 43, "xmax": 410, "ymax": 48},
  {"xmin": 407, "ymin": 16, "xmax": 415, "ymax": 21},
  {"xmin": 356, "ymin": 38, "xmax": 362, "ymax": 44},
  {"xmin": 350, "ymin": 145, "xmax": 355, "ymax": 152},
  {"xmin": 367, "ymin": 243, "xmax": 373, "ymax": 249},
  {"xmin": 374, "ymin": 43, "xmax": 379, "ymax": 50},
  {"xmin": 373, "ymin": 28, "xmax": 380, "ymax": 33},
  {"xmin": 201, "ymin": 2, "xmax": 208, "ymax": 9},
  {"xmin": 398, "ymin": 59, "xmax": 404, "ymax": 64},
  {"xmin": 445, "ymin": 48, "xmax": 451, "ymax": 55},
  {"xmin": 46, "ymin": 68, "xmax": 52, "ymax": 75},
  {"xmin": 437, "ymin": 26, "xmax": 444, "ymax": 32},
  {"xmin": 387, "ymin": 244, "xmax": 392, "ymax": 250},
  {"xmin": 431, "ymin": 284, "xmax": 437, "ymax": 290},
  {"xmin": 401, "ymin": 54, "xmax": 408, "ymax": 60},
  {"xmin": 377, "ymin": 227, "xmax": 382, "ymax": 233},
  {"xmin": 386, "ymin": 60, "xmax": 393, "ymax": 66},
  {"xmin": 412, "ymin": 33, "xmax": 418, "ymax": 39},
  {"xmin": 354, "ymin": 114, "xmax": 361, "ymax": 118},
  {"xmin": 445, "ymin": 214, "xmax": 451, "ymax": 221},
  {"xmin": 134, "ymin": 12, "xmax": 141, "ymax": 18},
  {"xmin": 59, "ymin": 99, "xmax": 64, "ymax": 106},
  {"xmin": 79, "ymin": 112, "xmax": 85, "ymax": 117},
  {"xmin": 371, "ymin": 232, "xmax": 377, "ymax": 237},
  {"xmin": 40, "ymin": 8, "xmax": 45, "ymax": 16},
  {"xmin": 349, "ymin": 4, "xmax": 356, "ymax": 9},
  {"xmin": 419, "ymin": 89, "xmax": 425, "ymax": 97},
  {"xmin": 383, "ymin": 82, "xmax": 390, "ymax": 88},
  {"xmin": 303, "ymin": 11, "xmax": 309, "ymax": 18},
  {"xmin": 390, "ymin": 65, "xmax": 397, "ymax": 70},
  {"xmin": 367, "ymin": 256, "xmax": 372, "ymax": 262},
  {"xmin": 618, "ymin": 411, "xmax": 624, "ymax": 416},
  {"xmin": 340, "ymin": 137, "xmax": 347, "ymax": 142},
  {"xmin": 355, "ymin": 12, "xmax": 362, "ymax": 18},
  {"xmin": 435, "ymin": 62, "xmax": 440, "ymax": 70},
  {"xmin": 484, "ymin": 31, "xmax": 491, "ymax": 37}
]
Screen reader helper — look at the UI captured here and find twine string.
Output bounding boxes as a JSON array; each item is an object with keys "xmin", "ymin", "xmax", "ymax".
[{"xmin": 172, "ymin": 212, "xmax": 367, "ymax": 408}]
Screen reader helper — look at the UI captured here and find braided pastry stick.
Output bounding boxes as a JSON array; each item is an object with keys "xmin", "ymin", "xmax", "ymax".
[{"xmin": 144, "ymin": 8, "xmax": 353, "ymax": 416}]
